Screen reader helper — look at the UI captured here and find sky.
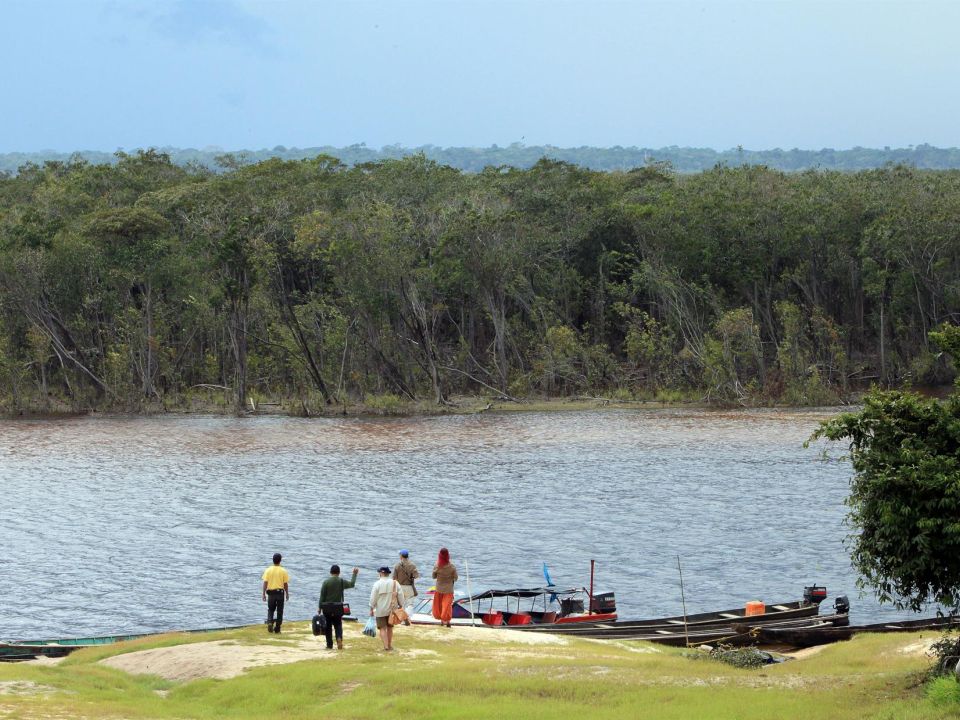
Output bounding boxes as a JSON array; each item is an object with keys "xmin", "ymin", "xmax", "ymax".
[{"xmin": 2, "ymin": 0, "xmax": 959, "ymax": 152}]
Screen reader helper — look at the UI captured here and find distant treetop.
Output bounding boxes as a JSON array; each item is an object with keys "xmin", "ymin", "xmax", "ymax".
[{"xmin": 3, "ymin": 143, "xmax": 960, "ymax": 175}]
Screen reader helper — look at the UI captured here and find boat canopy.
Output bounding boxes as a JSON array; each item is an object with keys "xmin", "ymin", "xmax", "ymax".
[{"xmin": 462, "ymin": 587, "xmax": 583, "ymax": 602}]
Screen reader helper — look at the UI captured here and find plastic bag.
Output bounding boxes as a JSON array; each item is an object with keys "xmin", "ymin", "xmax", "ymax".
[{"xmin": 363, "ymin": 615, "xmax": 377, "ymax": 637}]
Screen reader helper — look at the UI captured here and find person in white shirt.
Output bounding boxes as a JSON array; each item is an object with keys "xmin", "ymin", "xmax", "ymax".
[{"xmin": 369, "ymin": 566, "xmax": 401, "ymax": 651}]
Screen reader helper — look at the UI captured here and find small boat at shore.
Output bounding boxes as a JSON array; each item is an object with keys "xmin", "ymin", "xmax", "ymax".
[
  {"xmin": 742, "ymin": 615, "xmax": 960, "ymax": 648},
  {"xmin": 0, "ymin": 623, "xmax": 252, "ymax": 661},
  {"xmin": 512, "ymin": 598, "xmax": 820, "ymax": 635},
  {"xmin": 590, "ymin": 614, "xmax": 850, "ymax": 647},
  {"xmin": 408, "ymin": 586, "xmax": 618, "ymax": 626}
]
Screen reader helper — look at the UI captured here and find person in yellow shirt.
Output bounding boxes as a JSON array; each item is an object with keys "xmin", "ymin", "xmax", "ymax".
[{"xmin": 261, "ymin": 553, "xmax": 290, "ymax": 633}]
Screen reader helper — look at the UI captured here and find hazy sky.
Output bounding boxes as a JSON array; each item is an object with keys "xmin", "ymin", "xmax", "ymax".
[{"xmin": 3, "ymin": 0, "xmax": 958, "ymax": 152}]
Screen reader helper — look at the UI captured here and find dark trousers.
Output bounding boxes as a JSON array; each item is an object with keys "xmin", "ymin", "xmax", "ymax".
[
  {"xmin": 321, "ymin": 604, "xmax": 344, "ymax": 648},
  {"xmin": 266, "ymin": 590, "xmax": 285, "ymax": 629}
]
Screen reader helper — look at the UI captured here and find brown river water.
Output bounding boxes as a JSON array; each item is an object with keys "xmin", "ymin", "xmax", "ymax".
[{"xmin": 0, "ymin": 408, "xmax": 935, "ymax": 638}]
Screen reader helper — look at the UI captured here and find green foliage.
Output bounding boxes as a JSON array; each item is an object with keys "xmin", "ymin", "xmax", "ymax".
[
  {"xmin": 928, "ymin": 633, "xmax": 960, "ymax": 679},
  {"xmin": 9, "ymin": 143, "xmax": 960, "ymax": 174},
  {"xmin": 702, "ymin": 309, "xmax": 763, "ymax": 403},
  {"xmin": 364, "ymin": 393, "xmax": 405, "ymax": 415},
  {"xmin": 702, "ymin": 645, "xmax": 771, "ymax": 669},
  {"xmin": 620, "ymin": 304, "xmax": 676, "ymax": 389},
  {"xmin": 927, "ymin": 676, "xmax": 960, "ymax": 705},
  {"xmin": 2, "ymin": 155, "xmax": 959, "ymax": 413},
  {"xmin": 931, "ymin": 323, "xmax": 960, "ymax": 386},
  {"xmin": 812, "ymin": 384, "xmax": 960, "ymax": 612},
  {"xmin": 773, "ymin": 301, "xmax": 843, "ymax": 405}
]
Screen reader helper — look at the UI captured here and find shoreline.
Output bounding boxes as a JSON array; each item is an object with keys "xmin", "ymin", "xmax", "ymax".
[
  {"xmin": 0, "ymin": 393, "xmax": 865, "ymax": 422},
  {"xmin": 0, "ymin": 620, "xmax": 951, "ymax": 719}
]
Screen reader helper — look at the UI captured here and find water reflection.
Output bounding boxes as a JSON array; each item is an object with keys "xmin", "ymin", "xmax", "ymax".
[{"xmin": 0, "ymin": 409, "xmax": 928, "ymax": 638}]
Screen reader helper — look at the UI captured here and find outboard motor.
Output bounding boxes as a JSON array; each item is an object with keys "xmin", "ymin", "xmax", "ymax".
[
  {"xmin": 590, "ymin": 591, "xmax": 617, "ymax": 614},
  {"xmin": 833, "ymin": 595, "xmax": 850, "ymax": 615},
  {"xmin": 804, "ymin": 585, "xmax": 828, "ymax": 605}
]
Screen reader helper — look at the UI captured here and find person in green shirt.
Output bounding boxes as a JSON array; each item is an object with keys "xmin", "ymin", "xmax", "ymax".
[{"xmin": 319, "ymin": 565, "xmax": 359, "ymax": 649}]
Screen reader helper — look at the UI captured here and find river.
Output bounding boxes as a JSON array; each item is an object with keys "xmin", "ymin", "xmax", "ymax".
[{"xmin": 0, "ymin": 408, "xmax": 935, "ymax": 638}]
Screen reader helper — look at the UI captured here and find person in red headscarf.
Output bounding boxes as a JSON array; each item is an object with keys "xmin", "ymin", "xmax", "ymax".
[{"xmin": 431, "ymin": 547, "xmax": 459, "ymax": 627}]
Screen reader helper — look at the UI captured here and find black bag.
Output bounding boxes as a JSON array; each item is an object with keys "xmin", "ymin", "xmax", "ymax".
[{"xmin": 312, "ymin": 613, "xmax": 327, "ymax": 636}]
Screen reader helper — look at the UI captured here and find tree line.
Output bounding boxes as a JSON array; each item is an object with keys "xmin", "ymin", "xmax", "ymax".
[
  {"xmin": 0, "ymin": 150, "xmax": 958, "ymax": 414},
  {"xmin": 5, "ymin": 142, "xmax": 960, "ymax": 175}
]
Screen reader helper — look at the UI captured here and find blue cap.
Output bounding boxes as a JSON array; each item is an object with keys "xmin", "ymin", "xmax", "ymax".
[{"xmin": 399, "ymin": 549, "xmax": 409, "ymax": 557}]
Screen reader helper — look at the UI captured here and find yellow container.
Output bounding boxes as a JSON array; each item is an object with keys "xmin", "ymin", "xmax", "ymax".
[{"xmin": 745, "ymin": 600, "xmax": 765, "ymax": 616}]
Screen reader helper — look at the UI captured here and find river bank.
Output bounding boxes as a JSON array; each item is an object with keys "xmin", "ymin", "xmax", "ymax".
[
  {"xmin": 1, "ymin": 621, "xmax": 957, "ymax": 719},
  {"xmin": 2, "ymin": 389, "xmax": 836, "ymax": 421}
]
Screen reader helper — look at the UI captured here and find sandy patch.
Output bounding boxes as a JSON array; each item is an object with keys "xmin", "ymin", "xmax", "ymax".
[
  {"xmin": 415, "ymin": 626, "xmax": 568, "ymax": 646},
  {"xmin": 96, "ymin": 625, "xmax": 572, "ymax": 682},
  {"xmin": 780, "ymin": 644, "xmax": 832, "ymax": 661},
  {"xmin": 0, "ymin": 681, "xmax": 56, "ymax": 697},
  {"xmin": 397, "ymin": 648, "xmax": 440, "ymax": 658},
  {"xmin": 897, "ymin": 637, "xmax": 939, "ymax": 657},
  {"xmin": 100, "ymin": 639, "xmax": 338, "ymax": 682},
  {"xmin": 21, "ymin": 656, "xmax": 67, "ymax": 668},
  {"xmin": 585, "ymin": 639, "xmax": 661, "ymax": 654}
]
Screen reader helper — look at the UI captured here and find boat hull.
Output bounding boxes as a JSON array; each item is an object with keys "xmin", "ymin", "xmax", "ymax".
[
  {"xmin": 408, "ymin": 612, "xmax": 617, "ymax": 627},
  {"xmin": 748, "ymin": 615, "xmax": 960, "ymax": 648},
  {"xmin": 511, "ymin": 600, "xmax": 819, "ymax": 635}
]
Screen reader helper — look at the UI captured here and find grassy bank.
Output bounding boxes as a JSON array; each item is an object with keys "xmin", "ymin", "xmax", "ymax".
[
  {"xmin": 1, "ymin": 622, "xmax": 957, "ymax": 719},
  {"xmin": 4, "ymin": 389, "xmax": 827, "ymax": 421}
]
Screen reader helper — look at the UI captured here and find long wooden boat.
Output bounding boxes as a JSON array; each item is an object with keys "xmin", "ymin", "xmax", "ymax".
[
  {"xmin": 746, "ymin": 615, "xmax": 960, "ymax": 649},
  {"xmin": 0, "ymin": 616, "xmax": 365, "ymax": 662},
  {"xmin": 528, "ymin": 613, "xmax": 848, "ymax": 645},
  {"xmin": 584, "ymin": 616, "xmax": 849, "ymax": 647},
  {"xmin": 511, "ymin": 599, "xmax": 820, "ymax": 635},
  {"xmin": 0, "ymin": 623, "xmax": 252, "ymax": 661}
]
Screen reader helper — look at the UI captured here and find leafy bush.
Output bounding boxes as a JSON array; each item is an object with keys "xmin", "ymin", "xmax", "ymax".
[
  {"xmin": 364, "ymin": 393, "xmax": 405, "ymax": 415},
  {"xmin": 928, "ymin": 633, "xmax": 960, "ymax": 678},
  {"xmin": 688, "ymin": 644, "xmax": 777, "ymax": 669}
]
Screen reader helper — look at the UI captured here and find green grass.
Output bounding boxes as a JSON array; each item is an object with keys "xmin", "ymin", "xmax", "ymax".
[{"xmin": 0, "ymin": 624, "xmax": 956, "ymax": 719}]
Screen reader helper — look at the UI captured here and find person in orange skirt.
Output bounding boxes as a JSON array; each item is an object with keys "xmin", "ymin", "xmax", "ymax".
[{"xmin": 431, "ymin": 547, "xmax": 458, "ymax": 627}]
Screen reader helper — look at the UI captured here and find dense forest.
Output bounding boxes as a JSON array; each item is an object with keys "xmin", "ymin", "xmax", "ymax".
[
  {"xmin": 5, "ymin": 143, "xmax": 960, "ymax": 175},
  {"xmin": 0, "ymin": 150, "xmax": 958, "ymax": 415}
]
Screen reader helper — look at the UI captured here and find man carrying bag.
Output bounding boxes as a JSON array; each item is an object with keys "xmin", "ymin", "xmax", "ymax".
[{"xmin": 318, "ymin": 565, "xmax": 359, "ymax": 650}]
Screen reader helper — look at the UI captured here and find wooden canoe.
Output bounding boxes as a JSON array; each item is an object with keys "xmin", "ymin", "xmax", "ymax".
[
  {"xmin": 0, "ymin": 622, "xmax": 255, "ymax": 661},
  {"xmin": 511, "ymin": 600, "xmax": 820, "ymax": 636},
  {"xmin": 747, "ymin": 615, "xmax": 960, "ymax": 648},
  {"xmin": 574, "ymin": 615, "xmax": 848, "ymax": 647}
]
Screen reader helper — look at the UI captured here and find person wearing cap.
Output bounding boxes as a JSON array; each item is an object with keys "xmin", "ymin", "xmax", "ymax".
[
  {"xmin": 319, "ymin": 564, "xmax": 359, "ymax": 650},
  {"xmin": 261, "ymin": 553, "xmax": 290, "ymax": 634},
  {"xmin": 392, "ymin": 550, "xmax": 420, "ymax": 625},
  {"xmin": 369, "ymin": 566, "xmax": 402, "ymax": 651}
]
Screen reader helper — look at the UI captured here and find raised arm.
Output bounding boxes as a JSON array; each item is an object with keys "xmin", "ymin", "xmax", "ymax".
[{"xmin": 343, "ymin": 568, "xmax": 359, "ymax": 589}]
